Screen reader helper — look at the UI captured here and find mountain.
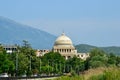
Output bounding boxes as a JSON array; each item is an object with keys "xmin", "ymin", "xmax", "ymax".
[
  {"xmin": 75, "ymin": 44, "xmax": 97, "ymax": 53},
  {"xmin": 0, "ymin": 16, "xmax": 56, "ymax": 49},
  {"xmin": 75, "ymin": 44, "xmax": 120, "ymax": 55}
]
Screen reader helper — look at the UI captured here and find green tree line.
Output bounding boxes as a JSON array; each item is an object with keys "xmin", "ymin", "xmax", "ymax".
[{"xmin": 0, "ymin": 41, "xmax": 120, "ymax": 77}]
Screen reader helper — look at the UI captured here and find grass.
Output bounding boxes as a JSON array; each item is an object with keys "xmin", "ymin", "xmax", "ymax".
[
  {"xmin": 54, "ymin": 75, "xmax": 84, "ymax": 80},
  {"xmin": 54, "ymin": 67, "xmax": 120, "ymax": 80},
  {"xmin": 89, "ymin": 67, "xmax": 120, "ymax": 80}
]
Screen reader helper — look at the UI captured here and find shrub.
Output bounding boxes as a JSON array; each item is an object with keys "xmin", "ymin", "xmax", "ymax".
[{"xmin": 89, "ymin": 67, "xmax": 120, "ymax": 80}]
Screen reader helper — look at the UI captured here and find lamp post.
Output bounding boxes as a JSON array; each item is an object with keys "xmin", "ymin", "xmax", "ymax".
[
  {"xmin": 16, "ymin": 50, "xmax": 19, "ymax": 77},
  {"xmin": 63, "ymin": 63, "xmax": 66, "ymax": 73},
  {"xmin": 39, "ymin": 58, "xmax": 41, "ymax": 75},
  {"xmin": 59, "ymin": 61, "xmax": 61, "ymax": 73},
  {"xmin": 51, "ymin": 61, "xmax": 53, "ymax": 74},
  {"xmin": 48, "ymin": 60, "xmax": 50, "ymax": 75},
  {"xmin": 30, "ymin": 56, "xmax": 31, "ymax": 71}
]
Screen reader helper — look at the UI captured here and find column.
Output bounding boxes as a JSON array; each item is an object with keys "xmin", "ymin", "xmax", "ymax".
[{"xmin": 65, "ymin": 56, "xmax": 68, "ymax": 60}]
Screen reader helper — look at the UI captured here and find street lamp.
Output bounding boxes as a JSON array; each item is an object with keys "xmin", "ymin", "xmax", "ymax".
[
  {"xmin": 30, "ymin": 55, "xmax": 31, "ymax": 71},
  {"xmin": 63, "ymin": 63, "xmax": 65, "ymax": 73},
  {"xmin": 16, "ymin": 50, "xmax": 19, "ymax": 77},
  {"xmin": 39, "ymin": 58, "xmax": 41, "ymax": 75}
]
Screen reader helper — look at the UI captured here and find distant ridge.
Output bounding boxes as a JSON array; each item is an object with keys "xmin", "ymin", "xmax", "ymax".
[
  {"xmin": 0, "ymin": 16, "xmax": 56, "ymax": 49},
  {"xmin": 75, "ymin": 44, "xmax": 120, "ymax": 55}
]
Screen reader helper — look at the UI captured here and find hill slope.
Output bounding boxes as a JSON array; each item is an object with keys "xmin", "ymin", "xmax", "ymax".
[
  {"xmin": 0, "ymin": 16, "xmax": 56, "ymax": 49},
  {"xmin": 75, "ymin": 44, "xmax": 120, "ymax": 55}
]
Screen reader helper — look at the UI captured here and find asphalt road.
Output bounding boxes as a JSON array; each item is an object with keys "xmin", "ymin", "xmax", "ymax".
[{"xmin": 18, "ymin": 77, "xmax": 58, "ymax": 80}]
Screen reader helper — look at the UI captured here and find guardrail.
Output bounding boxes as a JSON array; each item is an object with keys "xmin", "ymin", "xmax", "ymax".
[{"xmin": 0, "ymin": 75, "xmax": 60, "ymax": 80}]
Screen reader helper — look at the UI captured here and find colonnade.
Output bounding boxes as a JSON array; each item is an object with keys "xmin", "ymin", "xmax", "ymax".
[{"xmin": 54, "ymin": 49, "xmax": 74, "ymax": 53}]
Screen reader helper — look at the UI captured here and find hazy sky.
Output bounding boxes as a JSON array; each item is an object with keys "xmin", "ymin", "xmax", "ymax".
[{"xmin": 0, "ymin": 0, "xmax": 120, "ymax": 46}]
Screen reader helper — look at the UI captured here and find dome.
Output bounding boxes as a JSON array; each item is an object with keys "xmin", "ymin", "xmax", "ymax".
[{"xmin": 54, "ymin": 33, "xmax": 73, "ymax": 45}]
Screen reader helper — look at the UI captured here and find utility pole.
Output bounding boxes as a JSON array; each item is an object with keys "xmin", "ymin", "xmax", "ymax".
[
  {"xmin": 63, "ymin": 63, "xmax": 65, "ymax": 73},
  {"xmin": 39, "ymin": 58, "xmax": 41, "ymax": 74},
  {"xmin": 30, "ymin": 56, "xmax": 31, "ymax": 71},
  {"xmin": 16, "ymin": 50, "xmax": 19, "ymax": 77},
  {"xmin": 48, "ymin": 60, "xmax": 49, "ymax": 76},
  {"xmin": 59, "ymin": 62, "xmax": 61, "ymax": 73},
  {"xmin": 56, "ymin": 63, "xmax": 57, "ymax": 73}
]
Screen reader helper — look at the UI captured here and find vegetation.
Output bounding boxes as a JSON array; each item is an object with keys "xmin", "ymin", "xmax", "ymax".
[
  {"xmin": 75, "ymin": 44, "xmax": 120, "ymax": 55},
  {"xmin": 0, "ymin": 41, "xmax": 120, "ymax": 80},
  {"xmin": 55, "ymin": 75, "xmax": 84, "ymax": 80},
  {"xmin": 0, "ymin": 52, "xmax": 15, "ymax": 74},
  {"xmin": 54, "ymin": 48, "xmax": 120, "ymax": 80},
  {"xmin": 88, "ymin": 67, "xmax": 120, "ymax": 80},
  {"xmin": 55, "ymin": 67, "xmax": 120, "ymax": 80}
]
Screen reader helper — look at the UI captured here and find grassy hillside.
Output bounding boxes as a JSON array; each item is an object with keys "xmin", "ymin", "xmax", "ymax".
[{"xmin": 75, "ymin": 44, "xmax": 120, "ymax": 55}]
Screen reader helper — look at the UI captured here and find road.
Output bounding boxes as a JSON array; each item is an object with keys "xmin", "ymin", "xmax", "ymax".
[{"xmin": 18, "ymin": 77, "xmax": 58, "ymax": 80}]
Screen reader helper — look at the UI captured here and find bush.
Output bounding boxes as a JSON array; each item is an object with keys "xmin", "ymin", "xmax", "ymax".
[
  {"xmin": 55, "ymin": 75, "xmax": 84, "ymax": 80},
  {"xmin": 89, "ymin": 67, "xmax": 120, "ymax": 80}
]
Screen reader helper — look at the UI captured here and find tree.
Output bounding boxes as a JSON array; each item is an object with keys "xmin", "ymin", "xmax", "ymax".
[
  {"xmin": 65, "ymin": 56, "xmax": 85, "ymax": 75},
  {"xmin": 90, "ymin": 48, "xmax": 106, "ymax": 57},
  {"xmin": 107, "ymin": 53, "xmax": 117, "ymax": 66},
  {"xmin": 0, "ymin": 45, "xmax": 6, "ymax": 53},
  {"xmin": 22, "ymin": 40, "xmax": 31, "ymax": 48},
  {"xmin": 18, "ymin": 40, "xmax": 38, "ymax": 76},
  {"xmin": 0, "ymin": 53, "xmax": 15, "ymax": 74},
  {"xmin": 31, "ymin": 56, "xmax": 40, "ymax": 75},
  {"xmin": 41, "ymin": 52, "xmax": 65, "ymax": 74},
  {"xmin": 19, "ymin": 40, "xmax": 35, "ymax": 56},
  {"xmin": 116, "ymin": 56, "xmax": 120, "ymax": 67},
  {"xmin": 87, "ymin": 48, "xmax": 108, "ymax": 68},
  {"xmin": 17, "ymin": 53, "xmax": 29, "ymax": 76}
]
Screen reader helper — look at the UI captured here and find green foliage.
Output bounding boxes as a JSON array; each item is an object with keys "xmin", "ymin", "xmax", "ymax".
[
  {"xmin": 22, "ymin": 40, "xmax": 31, "ymax": 48},
  {"xmin": 42, "ymin": 52, "xmax": 65, "ymax": 64},
  {"xmin": 41, "ymin": 66, "xmax": 53, "ymax": 74},
  {"xmin": 75, "ymin": 44, "xmax": 120, "ymax": 55},
  {"xmin": 17, "ymin": 53, "xmax": 29, "ymax": 75},
  {"xmin": 89, "ymin": 56, "xmax": 108, "ymax": 68},
  {"xmin": 85, "ymin": 48, "xmax": 120, "ymax": 69},
  {"xmin": 89, "ymin": 68, "xmax": 120, "ymax": 80},
  {"xmin": 54, "ymin": 75, "xmax": 84, "ymax": 80},
  {"xmin": 107, "ymin": 53, "xmax": 117, "ymax": 67},
  {"xmin": 55, "ymin": 68, "xmax": 120, "ymax": 80},
  {"xmin": 66, "ymin": 56, "xmax": 85, "ymax": 74},
  {"xmin": 70, "ymin": 70, "xmax": 77, "ymax": 76},
  {"xmin": 0, "ymin": 53, "xmax": 15, "ymax": 74},
  {"xmin": 0, "ymin": 45, "xmax": 6, "ymax": 53},
  {"xmin": 17, "ymin": 40, "xmax": 39, "ymax": 75},
  {"xmin": 5, "ymin": 41, "xmax": 40, "ymax": 76},
  {"xmin": 101, "ymin": 47, "xmax": 120, "ymax": 55},
  {"xmin": 86, "ymin": 49, "xmax": 108, "ymax": 68},
  {"xmin": 116, "ymin": 56, "xmax": 120, "ymax": 67},
  {"xmin": 41, "ymin": 52, "xmax": 65, "ymax": 74},
  {"xmin": 90, "ymin": 48, "xmax": 106, "ymax": 57},
  {"xmin": 0, "ymin": 41, "xmax": 120, "ymax": 77}
]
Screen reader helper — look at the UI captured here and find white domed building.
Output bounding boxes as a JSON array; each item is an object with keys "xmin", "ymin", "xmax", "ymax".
[{"xmin": 52, "ymin": 33, "xmax": 89, "ymax": 60}]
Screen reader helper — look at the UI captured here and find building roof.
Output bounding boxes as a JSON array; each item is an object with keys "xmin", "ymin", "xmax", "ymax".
[
  {"xmin": 54, "ymin": 33, "xmax": 73, "ymax": 45},
  {"xmin": 3, "ymin": 45, "xmax": 17, "ymax": 48}
]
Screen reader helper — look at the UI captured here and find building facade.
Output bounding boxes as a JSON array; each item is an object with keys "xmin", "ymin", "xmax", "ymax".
[
  {"xmin": 52, "ymin": 33, "xmax": 89, "ymax": 60},
  {"xmin": 36, "ymin": 49, "xmax": 50, "ymax": 57},
  {"xmin": 3, "ymin": 45, "xmax": 17, "ymax": 53}
]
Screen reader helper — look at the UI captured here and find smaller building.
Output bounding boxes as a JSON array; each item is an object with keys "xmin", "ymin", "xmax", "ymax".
[
  {"xmin": 36, "ymin": 49, "xmax": 50, "ymax": 57},
  {"xmin": 77, "ymin": 53, "xmax": 89, "ymax": 60},
  {"xmin": 3, "ymin": 45, "xmax": 17, "ymax": 53}
]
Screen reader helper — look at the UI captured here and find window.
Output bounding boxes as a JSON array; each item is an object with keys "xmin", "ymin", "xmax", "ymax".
[
  {"xmin": 81, "ymin": 55, "xmax": 83, "ymax": 57},
  {"xmin": 68, "ymin": 56, "xmax": 71, "ymax": 59}
]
